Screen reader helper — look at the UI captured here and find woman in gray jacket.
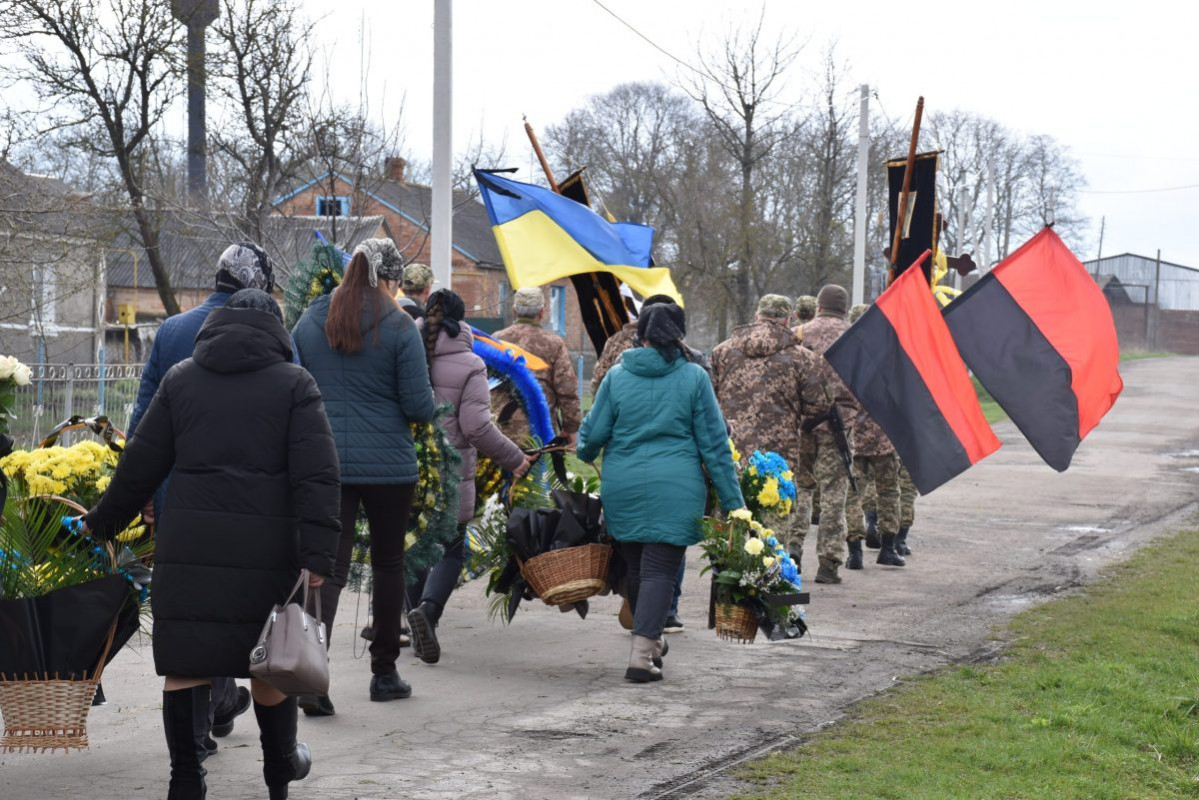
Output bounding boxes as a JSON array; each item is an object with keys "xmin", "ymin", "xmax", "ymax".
[{"xmin": 407, "ymin": 289, "xmax": 534, "ymax": 663}]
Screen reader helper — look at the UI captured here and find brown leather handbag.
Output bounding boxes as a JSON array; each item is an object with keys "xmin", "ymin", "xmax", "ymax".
[{"xmin": 248, "ymin": 570, "xmax": 330, "ymax": 695}]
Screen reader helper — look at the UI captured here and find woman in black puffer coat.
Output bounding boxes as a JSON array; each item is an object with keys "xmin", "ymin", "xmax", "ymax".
[{"xmin": 86, "ymin": 289, "xmax": 340, "ymax": 800}]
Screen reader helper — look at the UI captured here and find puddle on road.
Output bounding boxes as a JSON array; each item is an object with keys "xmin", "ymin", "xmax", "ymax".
[
  {"xmin": 1167, "ymin": 450, "xmax": 1199, "ymax": 459},
  {"xmin": 1183, "ymin": 466, "xmax": 1199, "ymax": 474},
  {"xmin": 1056, "ymin": 525, "xmax": 1111, "ymax": 533}
]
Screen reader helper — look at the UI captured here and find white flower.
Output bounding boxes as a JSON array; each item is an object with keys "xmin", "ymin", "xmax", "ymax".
[
  {"xmin": 730, "ymin": 508, "xmax": 753, "ymax": 522},
  {"xmin": 762, "ymin": 556, "xmax": 776, "ymax": 568},
  {"xmin": 0, "ymin": 355, "xmax": 15, "ymax": 381},
  {"xmin": 12, "ymin": 362, "xmax": 32, "ymax": 386},
  {"xmin": 743, "ymin": 537, "xmax": 764, "ymax": 556},
  {"xmin": 748, "ymin": 520, "xmax": 764, "ymax": 532}
]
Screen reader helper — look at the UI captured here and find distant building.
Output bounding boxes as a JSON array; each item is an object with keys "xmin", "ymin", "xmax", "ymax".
[
  {"xmin": 272, "ymin": 158, "xmax": 588, "ymax": 344},
  {"xmin": 1084, "ymin": 253, "xmax": 1199, "ymax": 311}
]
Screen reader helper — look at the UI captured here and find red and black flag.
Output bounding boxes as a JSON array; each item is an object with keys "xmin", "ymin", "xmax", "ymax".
[
  {"xmin": 826, "ymin": 252, "xmax": 1000, "ymax": 494},
  {"xmin": 887, "ymin": 152, "xmax": 939, "ymax": 284},
  {"xmin": 942, "ymin": 227, "xmax": 1122, "ymax": 471}
]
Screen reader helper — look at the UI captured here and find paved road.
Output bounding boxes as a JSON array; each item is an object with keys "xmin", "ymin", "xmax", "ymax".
[{"xmin": 5, "ymin": 357, "xmax": 1199, "ymax": 800}]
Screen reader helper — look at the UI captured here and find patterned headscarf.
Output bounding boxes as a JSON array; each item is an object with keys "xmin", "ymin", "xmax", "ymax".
[
  {"xmin": 352, "ymin": 238, "xmax": 405, "ymax": 288},
  {"xmin": 216, "ymin": 242, "xmax": 274, "ymax": 293}
]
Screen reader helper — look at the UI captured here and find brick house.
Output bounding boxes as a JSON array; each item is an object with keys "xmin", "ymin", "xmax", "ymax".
[{"xmin": 272, "ymin": 158, "xmax": 589, "ymax": 349}]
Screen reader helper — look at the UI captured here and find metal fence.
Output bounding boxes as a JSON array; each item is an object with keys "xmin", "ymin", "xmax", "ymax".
[{"xmin": 8, "ymin": 364, "xmax": 143, "ymax": 450}]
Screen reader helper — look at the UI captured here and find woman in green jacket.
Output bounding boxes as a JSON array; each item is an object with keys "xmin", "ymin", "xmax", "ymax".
[{"xmin": 577, "ymin": 303, "xmax": 745, "ymax": 683}]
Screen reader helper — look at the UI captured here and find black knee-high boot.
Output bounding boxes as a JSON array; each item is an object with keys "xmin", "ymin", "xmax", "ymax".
[
  {"xmin": 162, "ymin": 686, "xmax": 210, "ymax": 800},
  {"xmin": 254, "ymin": 698, "xmax": 311, "ymax": 800}
]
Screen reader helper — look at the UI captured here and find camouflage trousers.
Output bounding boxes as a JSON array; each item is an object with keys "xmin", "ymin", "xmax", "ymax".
[
  {"xmin": 847, "ymin": 453, "xmax": 900, "ymax": 539},
  {"xmin": 796, "ymin": 433, "xmax": 821, "ymax": 524},
  {"xmin": 859, "ymin": 464, "xmax": 878, "ymax": 515},
  {"xmin": 794, "ymin": 431, "xmax": 849, "ymax": 569},
  {"xmin": 898, "ymin": 463, "xmax": 917, "ymax": 528}
]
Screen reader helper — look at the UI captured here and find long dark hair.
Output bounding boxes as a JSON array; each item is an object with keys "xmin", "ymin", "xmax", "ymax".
[
  {"xmin": 422, "ymin": 289, "xmax": 465, "ymax": 370},
  {"xmin": 325, "ymin": 252, "xmax": 397, "ymax": 353}
]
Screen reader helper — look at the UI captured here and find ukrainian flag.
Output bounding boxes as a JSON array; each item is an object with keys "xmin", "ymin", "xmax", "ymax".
[{"xmin": 474, "ymin": 170, "xmax": 683, "ymax": 304}]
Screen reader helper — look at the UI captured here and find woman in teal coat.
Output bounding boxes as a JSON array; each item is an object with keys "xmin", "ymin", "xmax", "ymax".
[{"xmin": 578, "ymin": 303, "xmax": 744, "ymax": 683}]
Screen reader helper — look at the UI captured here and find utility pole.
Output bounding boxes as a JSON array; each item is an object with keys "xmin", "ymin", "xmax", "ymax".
[
  {"xmin": 1097, "ymin": 215, "xmax": 1106, "ymax": 261},
  {"xmin": 851, "ymin": 84, "xmax": 869, "ymax": 305},
  {"xmin": 171, "ymin": 0, "xmax": 219, "ymax": 208},
  {"xmin": 983, "ymin": 153, "xmax": 995, "ymax": 271},
  {"xmin": 431, "ymin": 0, "xmax": 453, "ymax": 291},
  {"xmin": 955, "ymin": 186, "xmax": 966, "ymax": 291}
]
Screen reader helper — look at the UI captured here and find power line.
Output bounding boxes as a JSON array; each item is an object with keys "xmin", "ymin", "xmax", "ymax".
[{"xmin": 1081, "ymin": 183, "xmax": 1199, "ymax": 195}]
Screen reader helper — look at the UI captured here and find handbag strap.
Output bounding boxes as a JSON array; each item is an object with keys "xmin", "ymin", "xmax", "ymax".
[{"xmin": 284, "ymin": 569, "xmax": 323, "ymax": 623}]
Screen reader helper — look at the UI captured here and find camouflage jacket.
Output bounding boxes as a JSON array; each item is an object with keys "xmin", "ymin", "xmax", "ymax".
[
  {"xmin": 801, "ymin": 314, "xmax": 860, "ymax": 432},
  {"xmin": 711, "ymin": 319, "xmax": 827, "ymax": 467},
  {"xmin": 491, "ymin": 318, "xmax": 582, "ymax": 439},
  {"xmin": 852, "ymin": 411, "xmax": 895, "ymax": 456},
  {"xmin": 590, "ymin": 322, "xmax": 638, "ymax": 394}
]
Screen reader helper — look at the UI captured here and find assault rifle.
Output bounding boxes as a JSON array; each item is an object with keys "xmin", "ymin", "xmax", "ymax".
[{"xmin": 801, "ymin": 405, "xmax": 857, "ymax": 493}]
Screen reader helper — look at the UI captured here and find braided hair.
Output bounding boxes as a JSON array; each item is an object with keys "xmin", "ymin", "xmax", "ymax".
[{"xmin": 422, "ymin": 288, "xmax": 466, "ymax": 371}]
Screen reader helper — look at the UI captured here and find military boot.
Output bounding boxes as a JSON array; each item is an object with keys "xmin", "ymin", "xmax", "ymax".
[
  {"xmin": 877, "ymin": 533, "xmax": 906, "ymax": 567},
  {"xmin": 864, "ymin": 511, "xmax": 881, "ymax": 549},
  {"xmin": 845, "ymin": 539, "xmax": 864, "ymax": 570},
  {"xmin": 814, "ymin": 559, "xmax": 842, "ymax": 584},
  {"xmin": 895, "ymin": 525, "xmax": 912, "ymax": 556}
]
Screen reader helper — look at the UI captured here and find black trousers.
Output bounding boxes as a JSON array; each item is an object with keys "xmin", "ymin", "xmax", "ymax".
[
  {"xmin": 408, "ymin": 524, "xmax": 467, "ymax": 624},
  {"xmin": 326, "ymin": 483, "xmax": 415, "ymax": 676},
  {"xmin": 619, "ymin": 541, "xmax": 686, "ymax": 639}
]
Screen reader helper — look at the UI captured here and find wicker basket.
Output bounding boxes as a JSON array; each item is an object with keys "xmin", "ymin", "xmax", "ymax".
[
  {"xmin": 521, "ymin": 543, "xmax": 612, "ymax": 606},
  {"xmin": 715, "ymin": 603, "xmax": 758, "ymax": 644},
  {"xmin": 0, "ymin": 612, "xmax": 117, "ymax": 753}
]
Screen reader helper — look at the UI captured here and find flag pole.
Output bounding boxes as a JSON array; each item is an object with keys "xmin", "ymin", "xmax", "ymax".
[
  {"xmin": 524, "ymin": 117, "xmax": 560, "ymax": 192},
  {"xmin": 888, "ymin": 96, "xmax": 925, "ymax": 286}
]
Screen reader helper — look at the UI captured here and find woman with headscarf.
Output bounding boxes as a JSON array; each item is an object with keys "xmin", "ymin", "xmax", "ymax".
[
  {"xmin": 577, "ymin": 303, "xmax": 745, "ymax": 683},
  {"xmin": 292, "ymin": 238, "xmax": 435, "ymax": 713},
  {"xmin": 405, "ymin": 289, "xmax": 536, "ymax": 663},
  {"xmin": 84, "ymin": 289, "xmax": 340, "ymax": 800}
]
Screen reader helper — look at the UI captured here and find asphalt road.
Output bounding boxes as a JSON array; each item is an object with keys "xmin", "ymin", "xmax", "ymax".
[{"xmin": 5, "ymin": 356, "xmax": 1198, "ymax": 800}]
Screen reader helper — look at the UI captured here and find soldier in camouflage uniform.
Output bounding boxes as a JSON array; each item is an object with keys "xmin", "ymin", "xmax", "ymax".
[
  {"xmin": 843, "ymin": 304, "xmax": 906, "ymax": 569},
  {"xmin": 792, "ymin": 294, "xmax": 820, "ymax": 511},
  {"xmin": 591, "ymin": 322, "xmax": 638, "ymax": 395},
  {"xmin": 799, "ymin": 284, "xmax": 859, "ymax": 584},
  {"xmin": 897, "ymin": 463, "xmax": 917, "ymax": 555},
  {"xmin": 711, "ymin": 294, "xmax": 826, "ymax": 572},
  {"xmin": 492, "ymin": 287, "xmax": 582, "ymax": 445}
]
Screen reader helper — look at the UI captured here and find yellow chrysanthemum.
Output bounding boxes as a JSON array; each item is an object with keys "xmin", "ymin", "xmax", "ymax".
[
  {"xmin": 757, "ymin": 477, "xmax": 781, "ymax": 507},
  {"xmin": 730, "ymin": 508, "xmax": 753, "ymax": 522},
  {"xmin": 743, "ymin": 538, "xmax": 765, "ymax": 556}
]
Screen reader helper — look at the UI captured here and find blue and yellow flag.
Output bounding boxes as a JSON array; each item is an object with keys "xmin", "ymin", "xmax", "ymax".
[{"xmin": 474, "ymin": 170, "xmax": 682, "ymax": 304}]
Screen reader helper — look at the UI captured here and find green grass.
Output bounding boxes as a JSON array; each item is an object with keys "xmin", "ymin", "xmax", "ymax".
[
  {"xmin": 973, "ymin": 377, "xmax": 1007, "ymax": 424},
  {"xmin": 1120, "ymin": 350, "xmax": 1172, "ymax": 363},
  {"xmin": 729, "ymin": 527, "xmax": 1199, "ymax": 800}
]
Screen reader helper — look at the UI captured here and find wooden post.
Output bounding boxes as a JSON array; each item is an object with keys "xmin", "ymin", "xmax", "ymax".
[
  {"xmin": 888, "ymin": 97, "xmax": 925, "ymax": 286},
  {"xmin": 524, "ymin": 117, "xmax": 560, "ymax": 193}
]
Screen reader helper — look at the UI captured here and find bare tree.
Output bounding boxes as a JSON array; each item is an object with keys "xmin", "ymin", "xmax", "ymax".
[
  {"xmin": 0, "ymin": 0, "xmax": 186, "ymax": 315},
  {"xmin": 682, "ymin": 12, "xmax": 802, "ymax": 324},
  {"xmin": 209, "ymin": 0, "xmax": 315, "ymax": 244}
]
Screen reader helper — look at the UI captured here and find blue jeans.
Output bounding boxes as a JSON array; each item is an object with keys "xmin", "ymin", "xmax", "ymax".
[{"xmin": 668, "ymin": 555, "xmax": 685, "ymax": 617}]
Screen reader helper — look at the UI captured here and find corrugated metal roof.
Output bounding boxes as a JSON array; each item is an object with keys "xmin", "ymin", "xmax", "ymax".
[
  {"xmin": 106, "ymin": 215, "xmax": 390, "ymax": 289},
  {"xmin": 1083, "ymin": 253, "xmax": 1199, "ymax": 310}
]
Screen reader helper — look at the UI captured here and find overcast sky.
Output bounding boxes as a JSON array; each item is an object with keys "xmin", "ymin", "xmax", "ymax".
[{"xmin": 270, "ymin": 1, "xmax": 1198, "ymax": 265}]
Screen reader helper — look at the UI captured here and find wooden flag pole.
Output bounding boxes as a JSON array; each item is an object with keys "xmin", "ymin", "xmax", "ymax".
[
  {"xmin": 889, "ymin": 96, "xmax": 925, "ymax": 285},
  {"xmin": 524, "ymin": 116, "xmax": 560, "ymax": 193}
]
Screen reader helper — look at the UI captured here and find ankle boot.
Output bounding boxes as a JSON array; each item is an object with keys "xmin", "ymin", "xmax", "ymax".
[
  {"xmin": 846, "ymin": 539, "xmax": 864, "ymax": 570},
  {"xmin": 253, "ymin": 698, "xmax": 311, "ymax": 800},
  {"xmin": 877, "ymin": 533, "xmax": 907, "ymax": 567},
  {"xmin": 162, "ymin": 686, "xmax": 210, "ymax": 800},
  {"xmin": 864, "ymin": 511, "xmax": 881, "ymax": 548},
  {"xmin": 625, "ymin": 635, "xmax": 663, "ymax": 683},
  {"xmin": 895, "ymin": 526, "xmax": 912, "ymax": 556},
  {"xmin": 651, "ymin": 636, "xmax": 669, "ymax": 669},
  {"xmin": 814, "ymin": 559, "xmax": 841, "ymax": 584},
  {"xmin": 407, "ymin": 601, "xmax": 441, "ymax": 665}
]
